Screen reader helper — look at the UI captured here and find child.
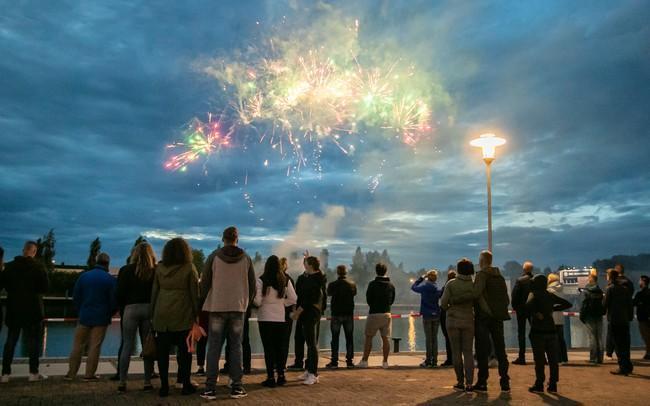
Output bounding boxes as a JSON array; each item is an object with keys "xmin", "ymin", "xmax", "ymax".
[{"xmin": 525, "ymin": 274, "xmax": 572, "ymax": 394}]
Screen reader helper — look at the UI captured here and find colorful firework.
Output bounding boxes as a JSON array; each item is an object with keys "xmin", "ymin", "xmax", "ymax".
[{"xmin": 164, "ymin": 114, "xmax": 231, "ymax": 172}]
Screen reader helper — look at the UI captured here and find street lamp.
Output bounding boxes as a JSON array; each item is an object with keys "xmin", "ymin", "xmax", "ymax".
[{"xmin": 470, "ymin": 133, "xmax": 506, "ymax": 252}]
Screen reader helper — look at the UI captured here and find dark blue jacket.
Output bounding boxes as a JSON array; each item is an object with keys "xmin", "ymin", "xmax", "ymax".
[
  {"xmin": 411, "ymin": 277, "xmax": 442, "ymax": 319},
  {"xmin": 73, "ymin": 265, "xmax": 117, "ymax": 327}
]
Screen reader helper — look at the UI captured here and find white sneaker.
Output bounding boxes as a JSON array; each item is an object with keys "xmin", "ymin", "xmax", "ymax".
[
  {"xmin": 28, "ymin": 373, "xmax": 48, "ymax": 382},
  {"xmin": 382, "ymin": 361, "xmax": 389, "ymax": 369},
  {"xmin": 0, "ymin": 375, "xmax": 9, "ymax": 384},
  {"xmin": 301, "ymin": 370, "xmax": 309, "ymax": 380},
  {"xmin": 356, "ymin": 360, "xmax": 368, "ymax": 368},
  {"xmin": 303, "ymin": 373, "xmax": 318, "ymax": 385}
]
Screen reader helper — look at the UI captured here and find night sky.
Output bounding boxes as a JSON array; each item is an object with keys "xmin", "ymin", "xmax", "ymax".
[{"xmin": 1, "ymin": 0, "xmax": 649, "ymax": 271}]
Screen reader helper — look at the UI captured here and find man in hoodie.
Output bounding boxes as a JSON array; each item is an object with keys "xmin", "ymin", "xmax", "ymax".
[
  {"xmin": 357, "ymin": 263, "xmax": 395, "ymax": 369},
  {"xmin": 472, "ymin": 250, "xmax": 511, "ymax": 393},
  {"xmin": 604, "ymin": 269, "xmax": 634, "ymax": 375},
  {"xmin": 525, "ymin": 274, "xmax": 572, "ymax": 394},
  {"xmin": 200, "ymin": 227, "xmax": 255, "ymax": 400},
  {"xmin": 511, "ymin": 261, "xmax": 534, "ymax": 365},
  {"xmin": 326, "ymin": 264, "xmax": 357, "ymax": 369},
  {"xmin": 411, "ymin": 269, "xmax": 442, "ymax": 368},
  {"xmin": 0, "ymin": 241, "xmax": 49, "ymax": 383},
  {"xmin": 65, "ymin": 252, "xmax": 117, "ymax": 381}
]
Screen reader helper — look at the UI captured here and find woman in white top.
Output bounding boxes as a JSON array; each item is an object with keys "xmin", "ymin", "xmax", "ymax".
[{"xmin": 254, "ymin": 255, "xmax": 297, "ymax": 387}]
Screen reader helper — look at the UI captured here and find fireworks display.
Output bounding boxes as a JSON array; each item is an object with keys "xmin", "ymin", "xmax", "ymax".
[
  {"xmin": 165, "ymin": 13, "xmax": 451, "ymax": 203},
  {"xmin": 164, "ymin": 114, "xmax": 230, "ymax": 172}
]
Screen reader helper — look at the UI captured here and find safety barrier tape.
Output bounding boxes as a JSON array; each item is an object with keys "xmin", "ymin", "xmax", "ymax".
[{"xmin": 42, "ymin": 310, "xmax": 585, "ymax": 323}]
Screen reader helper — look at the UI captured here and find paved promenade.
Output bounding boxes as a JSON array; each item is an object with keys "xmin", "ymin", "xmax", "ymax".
[{"xmin": 0, "ymin": 351, "xmax": 648, "ymax": 405}]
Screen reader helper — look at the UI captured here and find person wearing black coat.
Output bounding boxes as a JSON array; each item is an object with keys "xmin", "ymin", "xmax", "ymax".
[
  {"xmin": 511, "ymin": 261, "xmax": 534, "ymax": 364},
  {"xmin": 325, "ymin": 265, "xmax": 357, "ymax": 369},
  {"xmin": 358, "ymin": 263, "xmax": 395, "ymax": 368},
  {"xmin": 604, "ymin": 269, "xmax": 634, "ymax": 375},
  {"xmin": 294, "ymin": 256, "xmax": 327, "ymax": 384},
  {"xmin": 1, "ymin": 241, "xmax": 49, "ymax": 382},
  {"xmin": 633, "ymin": 275, "xmax": 650, "ymax": 360},
  {"xmin": 524, "ymin": 274, "xmax": 572, "ymax": 394}
]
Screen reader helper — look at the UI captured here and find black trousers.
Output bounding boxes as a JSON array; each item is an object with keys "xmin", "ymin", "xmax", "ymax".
[
  {"xmin": 440, "ymin": 310, "xmax": 452, "ymax": 362},
  {"xmin": 280, "ymin": 318, "xmax": 293, "ymax": 370},
  {"xmin": 293, "ymin": 318, "xmax": 305, "ymax": 366},
  {"xmin": 606, "ymin": 322, "xmax": 615, "ymax": 356},
  {"xmin": 196, "ymin": 334, "xmax": 208, "ymax": 367},
  {"xmin": 156, "ymin": 330, "xmax": 191, "ymax": 389},
  {"xmin": 2, "ymin": 322, "xmax": 42, "ymax": 375},
  {"xmin": 530, "ymin": 332, "xmax": 559, "ymax": 386},
  {"xmin": 516, "ymin": 312, "xmax": 528, "ymax": 359},
  {"xmin": 302, "ymin": 315, "xmax": 321, "ymax": 374},
  {"xmin": 259, "ymin": 321, "xmax": 288, "ymax": 378},
  {"xmin": 330, "ymin": 315, "xmax": 354, "ymax": 363},
  {"xmin": 475, "ymin": 318, "xmax": 509, "ymax": 386},
  {"xmin": 611, "ymin": 323, "xmax": 633, "ymax": 373},
  {"xmin": 555, "ymin": 325, "xmax": 568, "ymax": 362}
]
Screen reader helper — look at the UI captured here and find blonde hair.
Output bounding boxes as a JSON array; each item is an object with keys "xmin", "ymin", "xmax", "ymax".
[
  {"xmin": 426, "ymin": 269, "xmax": 438, "ymax": 282},
  {"xmin": 280, "ymin": 257, "xmax": 288, "ymax": 273},
  {"xmin": 131, "ymin": 242, "xmax": 157, "ymax": 280},
  {"xmin": 547, "ymin": 273, "xmax": 560, "ymax": 284}
]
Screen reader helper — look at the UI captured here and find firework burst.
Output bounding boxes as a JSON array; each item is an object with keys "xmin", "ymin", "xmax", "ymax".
[{"xmin": 164, "ymin": 114, "xmax": 231, "ymax": 172}]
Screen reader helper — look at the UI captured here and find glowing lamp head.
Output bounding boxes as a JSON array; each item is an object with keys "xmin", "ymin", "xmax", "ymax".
[{"xmin": 470, "ymin": 133, "xmax": 506, "ymax": 162}]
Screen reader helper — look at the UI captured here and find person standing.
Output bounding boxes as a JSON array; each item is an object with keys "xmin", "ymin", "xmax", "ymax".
[
  {"xmin": 151, "ymin": 238, "xmax": 199, "ymax": 397},
  {"xmin": 525, "ymin": 274, "xmax": 572, "ymax": 394},
  {"xmin": 326, "ymin": 265, "xmax": 357, "ymax": 369},
  {"xmin": 439, "ymin": 269, "xmax": 456, "ymax": 367},
  {"xmin": 604, "ymin": 269, "xmax": 634, "ymax": 375},
  {"xmin": 279, "ymin": 257, "xmax": 295, "ymax": 373},
  {"xmin": 411, "ymin": 269, "xmax": 442, "ymax": 368},
  {"xmin": 294, "ymin": 256, "xmax": 327, "ymax": 385},
  {"xmin": 254, "ymin": 255, "xmax": 297, "ymax": 387},
  {"xmin": 357, "ymin": 263, "xmax": 396, "ymax": 369},
  {"xmin": 115, "ymin": 242, "xmax": 156, "ymax": 392},
  {"xmin": 440, "ymin": 259, "xmax": 476, "ymax": 392},
  {"xmin": 579, "ymin": 273, "xmax": 605, "ymax": 364},
  {"xmin": 287, "ymin": 266, "xmax": 308, "ymax": 372},
  {"xmin": 511, "ymin": 261, "xmax": 534, "ymax": 365},
  {"xmin": 65, "ymin": 252, "xmax": 116, "ymax": 382},
  {"xmin": 606, "ymin": 263, "xmax": 634, "ymax": 358},
  {"xmin": 199, "ymin": 227, "xmax": 255, "ymax": 400},
  {"xmin": 0, "ymin": 246, "xmax": 5, "ymax": 335},
  {"xmin": 0, "ymin": 241, "xmax": 49, "ymax": 383},
  {"xmin": 547, "ymin": 273, "xmax": 569, "ymax": 363},
  {"xmin": 472, "ymin": 250, "xmax": 511, "ymax": 393},
  {"xmin": 633, "ymin": 275, "xmax": 650, "ymax": 360}
]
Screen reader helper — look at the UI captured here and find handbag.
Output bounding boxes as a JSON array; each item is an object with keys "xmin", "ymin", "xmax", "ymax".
[{"xmin": 141, "ymin": 330, "xmax": 157, "ymax": 360}]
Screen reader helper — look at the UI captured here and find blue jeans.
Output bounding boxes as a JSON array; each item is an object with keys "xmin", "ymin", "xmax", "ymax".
[
  {"xmin": 423, "ymin": 318, "xmax": 440, "ymax": 365},
  {"xmin": 119, "ymin": 303, "xmax": 154, "ymax": 384},
  {"xmin": 206, "ymin": 312, "xmax": 244, "ymax": 390},
  {"xmin": 330, "ymin": 315, "xmax": 354, "ymax": 363},
  {"xmin": 584, "ymin": 319, "xmax": 603, "ymax": 363}
]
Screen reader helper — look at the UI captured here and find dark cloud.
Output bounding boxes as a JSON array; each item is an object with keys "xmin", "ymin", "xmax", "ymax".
[{"xmin": 1, "ymin": 0, "xmax": 648, "ymax": 271}]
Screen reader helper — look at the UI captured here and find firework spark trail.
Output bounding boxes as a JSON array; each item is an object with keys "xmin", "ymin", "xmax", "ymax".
[
  {"xmin": 165, "ymin": 114, "xmax": 231, "ymax": 172},
  {"xmin": 195, "ymin": 17, "xmax": 445, "ymax": 176}
]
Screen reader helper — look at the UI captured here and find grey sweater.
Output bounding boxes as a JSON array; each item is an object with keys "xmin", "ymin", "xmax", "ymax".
[{"xmin": 199, "ymin": 246, "xmax": 256, "ymax": 313}]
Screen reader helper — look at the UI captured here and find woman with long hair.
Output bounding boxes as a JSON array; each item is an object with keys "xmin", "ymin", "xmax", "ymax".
[
  {"xmin": 115, "ymin": 242, "xmax": 157, "ymax": 392},
  {"xmin": 254, "ymin": 255, "xmax": 297, "ymax": 387},
  {"xmin": 151, "ymin": 238, "xmax": 199, "ymax": 397}
]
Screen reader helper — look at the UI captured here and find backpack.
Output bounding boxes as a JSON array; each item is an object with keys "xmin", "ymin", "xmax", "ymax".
[{"xmin": 485, "ymin": 270, "xmax": 511, "ymax": 320}]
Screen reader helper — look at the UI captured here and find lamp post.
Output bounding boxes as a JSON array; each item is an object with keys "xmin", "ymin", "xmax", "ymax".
[{"xmin": 470, "ymin": 133, "xmax": 506, "ymax": 252}]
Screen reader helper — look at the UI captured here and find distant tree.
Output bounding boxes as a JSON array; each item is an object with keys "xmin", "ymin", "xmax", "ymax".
[
  {"xmin": 593, "ymin": 253, "xmax": 650, "ymax": 273},
  {"xmin": 34, "ymin": 229, "xmax": 56, "ymax": 271},
  {"xmin": 543, "ymin": 266, "xmax": 552, "ymax": 275},
  {"xmin": 87, "ymin": 237, "xmax": 101, "ymax": 269},
  {"xmin": 192, "ymin": 249, "xmax": 206, "ymax": 275},
  {"xmin": 502, "ymin": 260, "xmax": 523, "ymax": 278}
]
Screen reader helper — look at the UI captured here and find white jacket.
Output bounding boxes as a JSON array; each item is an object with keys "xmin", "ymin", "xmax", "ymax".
[{"xmin": 253, "ymin": 278, "xmax": 297, "ymax": 322}]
